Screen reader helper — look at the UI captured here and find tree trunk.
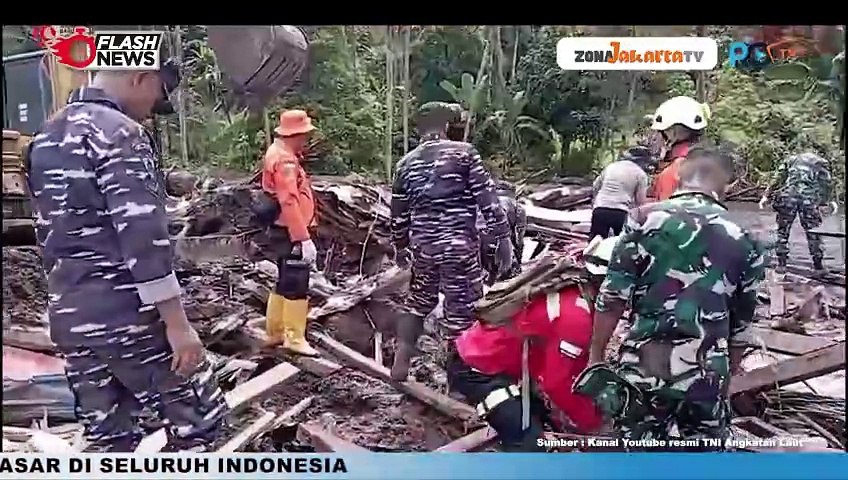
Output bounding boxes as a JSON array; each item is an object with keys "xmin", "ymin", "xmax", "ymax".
[
  {"xmin": 465, "ymin": 31, "xmax": 490, "ymax": 142},
  {"xmin": 384, "ymin": 25, "xmax": 395, "ymax": 180},
  {"xmin": 402, "ymin": 26, "xmax": 411, "ymax": 155},
  {"xmin": 511, "ymin": 26, "xmax": 519, "ymax": 83},
  {"xmin": 626, "ymin": 26, "xmax": 638, "ymax": 112},
  {"xmin": 492, "ymin": 26, "xmax": 507, "ymax": 106},
  {"xmin": 695, "ymin": 25, "xmax": 707, "ymax": 102},
  {"xmin": 174, "ymin": 26, "xmax": 189, "ymax": 163}
]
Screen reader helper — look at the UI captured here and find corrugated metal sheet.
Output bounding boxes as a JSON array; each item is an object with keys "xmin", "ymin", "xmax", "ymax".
[{"xmin": 2, "ymin": 51, "xmax": 53, "ymax": 135}]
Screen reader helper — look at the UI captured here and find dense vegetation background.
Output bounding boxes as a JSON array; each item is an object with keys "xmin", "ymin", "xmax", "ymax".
[{"xmin": 4, "ymin": 25, "xmax": 845, "ymax": 199}]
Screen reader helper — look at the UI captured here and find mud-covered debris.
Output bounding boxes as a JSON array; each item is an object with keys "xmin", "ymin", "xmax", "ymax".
[{"xmin": 2, "ymin": 247, "xmax": 47, "ymax": 329}]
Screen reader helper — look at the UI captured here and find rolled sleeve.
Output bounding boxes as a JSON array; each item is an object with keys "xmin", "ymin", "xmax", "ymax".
[
  {"xmin": 94, "ymin": 125, "xmax": 180, "ymax": 303},
  {"xmin": 594, "ymin": 233, "xmax": 641, "ymax": 313}
]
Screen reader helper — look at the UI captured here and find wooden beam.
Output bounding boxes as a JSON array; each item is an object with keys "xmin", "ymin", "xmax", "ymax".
[
  {"xmin": 134, "ymin": 428, "xmax": 168, "ymax": 453},
  {"xmin": 225, "ymin": 362, "xmax": 300, "ymax": 413},
  {"xmin": 269, "ymin": 396, "xmax": 314, "ymax": 430},
  {"xmin": 293, "ymin": 356, "xmax": 343, "ymax": 377},
  {"xmin": 729, "ymin": 342, "xmax": 846, "ymax": 395},
  {"xmin": 767, "ymin": 270, "xmax": 785, "ymax": 318},
  {"xmin": 311, "ymin": 332, "xmax": 476, "ymax": 422},
  {"xmin": 297, "ymin": 422, "xmax": 370, "ymax": 452},
  {"xmin": 751, "ymin": 326, "xmax": 836, "ymax": 356},
  {"xmin": 216, "ymin": 410, "xmax": 276, "ymax": 453},
  {"xmin": 435, "ymin": 427, "xmax": 498, "ymax": 452}
]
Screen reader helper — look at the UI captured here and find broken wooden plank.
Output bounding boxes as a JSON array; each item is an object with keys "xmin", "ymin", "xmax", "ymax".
[
  {"xmin": 2, "ymin": 328, "xmax": 55, "ymax": 353},
  {"xmin": 269, "ymin": 396, "xmax": 315, "ymax": 430},
  {"xmin": 795, "ymin": 412, "xmax": 845, "ymax": 449},
  {"xmin": 28, "ymin": 430, "xmax": 76, "ymax": 453},
  {"xmin": 751, "ymin": 326, "xmax": 836, "ymax": 356},
  {"xmin": 297, "ymin": 422, "xmax": 370, "ymax": 452},
  {"xmin": 225, "ymin": 361, "xmax": 300, "ymax": 413},
  {"xmin": 435, "ymin": 427, "xmax": 498, "ymax": 452},
  {"xmin": 732, "ymin": 417, "xmax": 790, "ymax": 438},
  {"xmin": 217, "ymin": 410, "xmax": 276, "ymax": 453},
  {"xmin": 293, "ymin": 356, "xmax": 343, "ymax": 377},
  {"xmin": 134, "ymin": 428, "xmax": 168, "ymax": 453},
  {"xmin": 767, "ymin": 270, "xmax": 786, "ymax": 318},
  {"xmin": 729, "ymin": 342, "xmax": 846, "ymax": 395},
  {"xmin": 311, "ymin": 332, "xmax": 476, "ymax": 422}
]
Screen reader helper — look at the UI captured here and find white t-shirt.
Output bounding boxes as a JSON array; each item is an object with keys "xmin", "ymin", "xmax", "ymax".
[{"xmin": 592, "ymin": 160, "xmax": 649, "ymax": 211}]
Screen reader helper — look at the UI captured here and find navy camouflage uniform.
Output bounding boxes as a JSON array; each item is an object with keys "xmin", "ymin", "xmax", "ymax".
[
  {"xmin": 479, "ymin": 185, "xmax": 526, "ymax": 284},
  {"xmin": 391, "ymin": 136, "xmax": 509, "ymax": 343},
  {"xmin": 767, "ymin": 152, "xmax": 833, "ymax": 269},
  {"xmin": 26, "ymin": 87, "xmax": 227, "ymax": 452}
]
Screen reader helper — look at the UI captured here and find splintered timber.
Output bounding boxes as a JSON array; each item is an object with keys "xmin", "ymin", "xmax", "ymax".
[{"xmin": 0, "ymin": 456, "xmax": 348, "ymax": 475}]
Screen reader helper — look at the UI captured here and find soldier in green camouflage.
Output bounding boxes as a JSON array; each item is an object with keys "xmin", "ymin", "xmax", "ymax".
[
  {"xmin": 574, "ymin": 146, "xmax": 766, "ymax": 450},
  {"xmin": 758, "ymin": 149, "xmax": 836, "ymax": 273}
]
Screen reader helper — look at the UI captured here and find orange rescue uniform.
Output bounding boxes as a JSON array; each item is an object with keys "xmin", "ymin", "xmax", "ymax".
[
  {"xmin": 651, "ymin": 142, "xmax": 691, "ymax": 201},
  {"xmin": 261, "ymin": 140, "xmax": 316, "ymax": 242}
]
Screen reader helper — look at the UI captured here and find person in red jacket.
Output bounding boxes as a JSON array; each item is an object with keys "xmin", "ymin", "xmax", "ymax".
[{"xmin": 446, "ymin": 236, "xmax": 618, "ymax": 451}]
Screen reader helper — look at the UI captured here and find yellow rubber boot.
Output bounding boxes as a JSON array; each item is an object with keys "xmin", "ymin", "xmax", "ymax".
[
  {"xmin": 265, "ymin": 293, "xmax": 287, "ymax": 346},
  {"xmin": 282, "ymin": 298, "xmax": 319, "ymax": 357}
]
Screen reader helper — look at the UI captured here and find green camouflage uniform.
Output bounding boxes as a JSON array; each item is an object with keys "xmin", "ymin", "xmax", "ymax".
[
  {"xmin": 767, "ymin": 152, "xmax": 833, "ymax": 268},
  {"xmin": 592, "ymin": 191, "xmax": 765, "ymax": 447}
]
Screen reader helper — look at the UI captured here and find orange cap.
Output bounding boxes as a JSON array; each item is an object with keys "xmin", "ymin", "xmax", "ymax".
[{"xmin": 275, "ymin": 109, "xmax": 315, "ymax": 137}]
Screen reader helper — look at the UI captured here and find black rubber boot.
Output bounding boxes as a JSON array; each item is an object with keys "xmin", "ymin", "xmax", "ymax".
[
  {"xmin": 391, "ymin": 313, "xmax": 424, "ymax": 381},
  {"xmin": 813, "ymin": 258, "xmax": 825, "ymax": 273},
  {"xmin": 776, "ymin": 257, "xmax": 787, "ymax": 274},
  {"xmin": 488, "ymin": 398, "xmax": 545, "ymax": 452}
]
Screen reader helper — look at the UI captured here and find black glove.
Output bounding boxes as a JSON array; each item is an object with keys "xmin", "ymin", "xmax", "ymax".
[
  {"xmin": 494, "ymin": 237, "xmax": 514, "ymax": 277},
  {"xmin": 392, "ymin": 245, "xmax": 412, "ymax": 269}
]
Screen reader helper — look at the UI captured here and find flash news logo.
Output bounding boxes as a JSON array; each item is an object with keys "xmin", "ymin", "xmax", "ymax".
[{"xmin": 33, "ymin": 26, "xmax": 164, "ymax": 71}]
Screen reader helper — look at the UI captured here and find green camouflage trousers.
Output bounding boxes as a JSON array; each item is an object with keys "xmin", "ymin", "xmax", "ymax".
[
  {"xmin": 577, "ymin": 337, "xmax": 731, "ymax": 451},
  {"xmin": 773, "ymin": 195, "xmax": 824, "ymax": 266}
]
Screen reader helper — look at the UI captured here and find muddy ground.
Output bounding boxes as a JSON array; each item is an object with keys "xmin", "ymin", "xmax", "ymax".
[{"xmin": 3, "ymin": 196, "xmax": 845, "ymax": 451}]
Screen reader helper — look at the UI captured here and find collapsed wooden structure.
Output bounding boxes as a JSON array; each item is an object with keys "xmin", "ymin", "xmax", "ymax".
[{"xmin": 2, "ymin": 175, "xmax": 845, "ymax": 453}]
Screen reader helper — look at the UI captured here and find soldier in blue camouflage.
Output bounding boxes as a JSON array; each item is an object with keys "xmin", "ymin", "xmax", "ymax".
[
  {"xmin": 758, "ymin": 150, "xmax": 835, "ymax": 273},
  {"xmin": 390, "ymin": 101, "xmax": 512, "ymax": 380},
  {"xmin": 574, "ymin": 146, "xmax": 765, "ymax": 450},
  {"xmin": 26, "ymin": 62, "xmax": 227, "ymax": 452},
  {"xmin": 479, "ymin": 180, "xmax": 527, "ymax": 285}
]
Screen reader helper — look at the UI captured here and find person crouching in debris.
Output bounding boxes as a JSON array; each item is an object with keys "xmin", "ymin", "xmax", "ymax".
[
  {"xmin": 574, "ymin": 146, "xmax": 765, "ymax": 450},
  {"xmin": 445, "ymin": 241, "xmax": 615, "ymax": 451},
  {"xmin": 260, "ymin": 110, "xmax": 320, "ymax": 356},
  {"xmin": 25, "ymin": 60, "xmax": 227, "ymax": 452},
  {"xmin": 590, "ymin": 146, "xmax": 651, "ymax": 238},
  {"xmin": 480, "ymin": 180, "xmax": 527, "ymax": 285},
  {"xmin": 390, "ymin": 102, "xmax": 512, "ymax": 381}
]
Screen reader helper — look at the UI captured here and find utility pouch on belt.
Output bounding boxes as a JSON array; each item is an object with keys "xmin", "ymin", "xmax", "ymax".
[
  {"xmin": 251, "ymin": 190, "xmax": 282, "ymax": 226},
  {"xmin": 573, "ymin": 364, "xmax": 646, "ymax": 421}
]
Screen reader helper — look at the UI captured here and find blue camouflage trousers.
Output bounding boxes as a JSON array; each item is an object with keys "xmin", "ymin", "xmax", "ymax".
[
  {"xmin": 772, "ymin": 195, "xmax": 824, "ymax": 266},
  {"xmin": 407, "ymin": 238, "xmax": 484, "ymax": 343},
  {"xmin": 59, "ymin": 321, "xmax": 227, "ymax": 452}
]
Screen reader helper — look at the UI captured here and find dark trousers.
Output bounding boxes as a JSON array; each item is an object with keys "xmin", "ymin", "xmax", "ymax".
[
  {"xmin": 446, "ymin": 353, "xmax": 545, "ymax": 451},
  {"xmin": 59, "ymin": 320, "xmax": 227, "ymax": 452},
  {"xmin": 589, "ymin": 207, "xmax": 628, "ymax": 238},
  {"xmin": 268, "ymin": 226, "xmax": 310, "ymax": 299}
]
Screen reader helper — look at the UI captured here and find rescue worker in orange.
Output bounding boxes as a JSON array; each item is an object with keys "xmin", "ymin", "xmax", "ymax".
[
  {"xmin": 648, "ymin": 96, "xmax": 711, "ymax": 200},
  {"xmin": 261, "ymin": 109, "xmax": 319, "ymax": 356}
]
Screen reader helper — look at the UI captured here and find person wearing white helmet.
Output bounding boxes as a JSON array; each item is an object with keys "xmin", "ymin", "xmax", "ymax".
[{"xmin": 648, "ymin": 96, "xmax": 711, "ymax": 200}]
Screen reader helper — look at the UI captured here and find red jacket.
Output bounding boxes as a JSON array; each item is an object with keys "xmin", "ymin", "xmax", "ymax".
[{"xmin": 456, "ymin": 286, "xmax": 602, "ymax": 433}]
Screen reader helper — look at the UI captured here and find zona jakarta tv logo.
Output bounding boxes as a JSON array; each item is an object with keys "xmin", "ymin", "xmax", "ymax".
[{"xmin": 32, "ymin": 26, "xmax": 164, "ymax": 71}]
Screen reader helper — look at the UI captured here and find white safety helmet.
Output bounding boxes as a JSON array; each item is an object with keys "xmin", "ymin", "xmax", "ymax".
[
  {"xmin": 650, "ymin": 96, "xmax": 711, "ymax": 132},
  {"xmin": 583, "ymin": 235, "xmax": 620, "ymax": 276}
]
